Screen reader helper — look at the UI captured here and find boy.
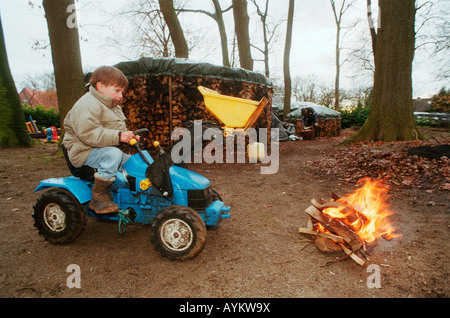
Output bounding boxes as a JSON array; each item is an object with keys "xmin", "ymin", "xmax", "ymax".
[{"xmin": 63, "ymin": 66, "xmax": 139, "ymax": 214}]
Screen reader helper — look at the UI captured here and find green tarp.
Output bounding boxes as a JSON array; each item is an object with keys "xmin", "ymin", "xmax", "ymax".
[{"xmin": 113, "ymin": 57, "xmax": 273, "ymax": 87}]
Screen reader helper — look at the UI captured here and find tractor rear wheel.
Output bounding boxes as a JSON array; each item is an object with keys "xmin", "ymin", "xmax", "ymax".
[
  {"xmin": 33, "ymin": 188, "xmax": 87, "ymax": 244},
  {"xmin": 151, "ymin": 205, "xmax": 207, "ymax": 261}
]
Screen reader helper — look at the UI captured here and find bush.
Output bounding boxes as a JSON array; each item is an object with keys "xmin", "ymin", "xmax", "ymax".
[
  {"xmin": 415, "ymin": 117, "xmax": 442, "ymax": 128},
  {"xmin": 22, "ymin": 104, "xmax": 60, "ymax": 130},
  {"xmin": 340, "ymin": 106, "xmax": 370, "ymax": 128}
]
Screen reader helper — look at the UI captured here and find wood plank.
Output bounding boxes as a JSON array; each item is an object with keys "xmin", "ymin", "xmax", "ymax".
[
  {"xmin": 338, "ymin": 243, "xmax": 366, "ymax": 266},
  {"xmin": 304, "ymin": 205, "xmax": 363, "ymax": 252},
  {"xmin": 298, "ymin": 227, "xmax": 344, "ymax": 243}
]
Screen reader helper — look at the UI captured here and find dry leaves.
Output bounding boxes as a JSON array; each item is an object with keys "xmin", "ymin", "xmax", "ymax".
[{"xmin": 313, "ymin": 140, "xmax": 450, "ymax": 192}]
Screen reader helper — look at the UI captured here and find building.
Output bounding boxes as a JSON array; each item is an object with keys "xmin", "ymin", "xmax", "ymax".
[
  {"xmin": 413, "ymin": 97, "xmax": 432, "ymax": 112},
  {"xmin": 19, "ymin": 88, "xmax": 58, "ymax": 110}
]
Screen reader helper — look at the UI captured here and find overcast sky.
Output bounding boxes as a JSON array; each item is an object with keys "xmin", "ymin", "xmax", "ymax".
[{"xmin": 1, "ymin": 0, "xmax": 448, "ymax": 99}]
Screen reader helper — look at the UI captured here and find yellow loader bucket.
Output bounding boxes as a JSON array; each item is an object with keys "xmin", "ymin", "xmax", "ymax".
[{"xmin": 198, "ymin": 86, "xmax": 268, "ymax": 132}]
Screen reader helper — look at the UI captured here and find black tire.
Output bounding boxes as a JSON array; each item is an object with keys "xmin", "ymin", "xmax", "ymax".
[
  {"xmin": 151, "ymin": 205, "xmax": 207, "ymax": 261},
  {"xmin": 33, "ymin": 188, "xmax": 87, "ymax": 244}
]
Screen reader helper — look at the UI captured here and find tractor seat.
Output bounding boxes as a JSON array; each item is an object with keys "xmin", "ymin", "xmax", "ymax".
[{"xmin": 61, "ymin": 144, "xmax": 96, "ymax": 182}]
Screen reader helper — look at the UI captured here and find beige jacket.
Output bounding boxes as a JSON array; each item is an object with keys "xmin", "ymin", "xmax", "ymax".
[{"xmin": 63, "ymin": 86, "xmax": 127, "ymax": 168}]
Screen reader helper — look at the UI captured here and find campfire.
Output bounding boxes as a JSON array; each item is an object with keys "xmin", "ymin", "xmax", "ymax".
[{"xmin": 299, "ymin": 178, "xmax": 401, "ymax": 266}]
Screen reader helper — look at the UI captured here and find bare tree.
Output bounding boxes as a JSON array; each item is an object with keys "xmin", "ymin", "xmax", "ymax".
[
  {"xmin": 283, "ymin": 0, "xmax": 295, "ymax": 119},
  {"xmin": 111, "ymin": 0, "xmax": 202, "ymax": 59},
  {"xmin": 366, "ymin": 0, "xmax": 377, "ymax": 55},
  {"xmin": 159, "ymin": 0, "xmax": 189, "ymax": 58},
  {"xmin": 19, "ymin": 72, "xmax": 56, "ymax": 93},
  {"xmin": 130, "ymin": 2, "xmax": 174, "ymax": 58},
  {"xmin": 232, "ymin": 0, "xmax": 253, "ymax": 70},
  {"xmin": 250, "ymin": 0, "xmax": 284, "ymax": 77},
  {"xmin": 345, "ymin": 0, "xmax": 424, "ymax": 143},
  {"xmin": 176, "ymin": 0, "xmax": 233, "ymax": 67},
  {"xmin": 329, "ymin": 0, "xmax": 357, "ymax": 110},
  {"xmin": 416, "ymin": 0, "xmax": 450, "ymax": 81},
  {"xmin": 292, "ymin": 75, "xmax": 320, "ymax": 103},
  {"xmin": 43, "ymin": 0, "xmax": 85, "ymax": 137}
]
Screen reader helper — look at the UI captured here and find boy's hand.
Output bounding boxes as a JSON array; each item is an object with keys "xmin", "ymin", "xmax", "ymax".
[{"xmin": 120, "ymin": 131, "xmax": 140, "ymax": 144}]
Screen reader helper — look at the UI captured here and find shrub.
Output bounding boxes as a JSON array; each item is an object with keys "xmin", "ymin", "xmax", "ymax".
[
  {"xmin": 22, "ymin": 104, "xmax": 60, "ymax": 130},
  {"xmin": 340, "ymin": 106, "xmax": 370, "ymax": 128},
  {"xmin": 415, "ymin": 117, "xmax": 443, "ymax": 128}
]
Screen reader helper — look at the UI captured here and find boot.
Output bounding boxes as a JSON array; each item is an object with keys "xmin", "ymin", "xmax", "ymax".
[{"xmin": 89, "ymin": 173, "xmax": 119, "ymax": 214}]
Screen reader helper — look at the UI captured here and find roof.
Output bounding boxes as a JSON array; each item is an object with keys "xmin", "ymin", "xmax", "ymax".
[{"xmin": 19, "ymin": 88, "xmax": 58, "ymax": 110}]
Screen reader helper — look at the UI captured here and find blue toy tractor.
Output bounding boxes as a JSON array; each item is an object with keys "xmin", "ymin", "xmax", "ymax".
[{"xmin": 32, "ymin": 126, "xmax": 230, "ymax": 261}]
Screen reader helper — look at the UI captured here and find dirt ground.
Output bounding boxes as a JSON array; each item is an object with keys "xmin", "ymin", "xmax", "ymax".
[{"xmin": 0, "ymin": 128, "xmax": 448, "ymax": 300}]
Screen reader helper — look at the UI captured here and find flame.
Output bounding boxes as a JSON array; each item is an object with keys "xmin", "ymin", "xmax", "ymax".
[{"xmin": 321, "ymin": 178, "xmax": 401, "ymax": 242}]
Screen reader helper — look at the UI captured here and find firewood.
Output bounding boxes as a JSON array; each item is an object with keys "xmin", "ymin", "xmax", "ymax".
[
  {"xmin": 315, "ymin": 236, "xmax": 343, "ymax": 253},
  {"xmin": 304, "ymin": 205, "xmax": 363, "ymax": 252},
  {"xmin": 298, "ymin": 227, "xmax": 344, "ymax": 243},
  {"xmin": 311, "ymin": 199, "xmax": 363, "ymax": 231},
  {"xmin": 338, "ymin": 243, "xmax": 366, "ymax": 266},
  {"xmin": 121, "ymin": 74, "xmax": 273, "ymax": 154}
]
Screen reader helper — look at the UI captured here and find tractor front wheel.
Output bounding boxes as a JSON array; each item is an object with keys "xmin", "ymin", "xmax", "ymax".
[
  {"xmin": 151, "ymin": 206, "xmax": 207, "ymax": 261},
  {"xmin": 33, "ymin": 188, "xmax": 86, "ymax": 244}
]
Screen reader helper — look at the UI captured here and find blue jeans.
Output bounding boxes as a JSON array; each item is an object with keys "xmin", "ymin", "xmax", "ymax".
[{"xmin": 84, "ymin": 147, "xmax": 131, "ymax": 180}]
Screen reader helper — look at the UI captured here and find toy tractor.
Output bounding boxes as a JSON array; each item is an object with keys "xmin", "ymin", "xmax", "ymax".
[
  {"xmin": 33, "ymin": 86, "xmax": 267, "ymax": 261},
  {"xmin": 32, "ymin": 127, "xmax": 230, "ymax": 261}
]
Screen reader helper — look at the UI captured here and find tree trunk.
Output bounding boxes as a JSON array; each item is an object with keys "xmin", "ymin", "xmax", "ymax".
[
  {"xmin": 159, "ymin": 0, "xmax": 189, "ymax": 58},
  {"xmin": 345, "ymin": 0, "xmax": 424, "ymax": 143},
  {"xmin": 283, "ymin": 0, "xmax": 295, "ymax": 119},
  {"xmin": 212, "ymin": 0, "xmax": 231, "ymax": 67},
  {"xmin": 366, "ymin": 0, "xmax": 377, "ymax": 55},
  {"xmin": 251, "ymin": 0, "xmax": 271, "ymax": 77},
  {"xmin": 334, "ymin": 25, "xmax": 340, "ymax": 110},
  {"xmin": 43, "ymin": 0, "xmax": 85, "ymax": 138},
  {"xmin": 0, "ymin": 17, "xmax": 32, "ymax": 148},
  {"xmin": 232, "ymin": 0, "xmax": 253, "ymax": 71}
]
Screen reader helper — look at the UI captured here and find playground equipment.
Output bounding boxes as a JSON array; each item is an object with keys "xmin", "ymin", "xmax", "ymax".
[{"xmin": 43, "ymin": 126, "xmax": 59, "ymax": 143}]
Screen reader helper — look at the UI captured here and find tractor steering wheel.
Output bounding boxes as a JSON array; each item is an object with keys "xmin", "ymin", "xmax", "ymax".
[{"xmin": 132, "ymin": 128, "xmax": 149, "ymax": 139}]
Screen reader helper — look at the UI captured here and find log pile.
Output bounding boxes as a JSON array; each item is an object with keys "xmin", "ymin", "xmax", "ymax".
[
  {"xmin": 289, "ymin": 118, "xmax": 341, "ymax": 138},
  {"xmin": 298, "ymin": 189, "xmax": 398, "ymax": 267},
  {"xmin": 120, "ymin": 75, "xmax": 273, "ymax": 154}
]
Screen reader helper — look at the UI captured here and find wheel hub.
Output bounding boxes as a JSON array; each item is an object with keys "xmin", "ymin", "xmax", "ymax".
[
  {"xmin": 160, "ymin": 219, "xmax": 193, "ymax": 252},
  {"xmin": 44, "ymin": 203, "xmax": 66, "ymax": 232}
]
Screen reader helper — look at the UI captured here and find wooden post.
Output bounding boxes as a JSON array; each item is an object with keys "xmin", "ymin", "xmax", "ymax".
[{"xmin": 169, "ymin": 76, "xmax": 173, "ymax": 146}]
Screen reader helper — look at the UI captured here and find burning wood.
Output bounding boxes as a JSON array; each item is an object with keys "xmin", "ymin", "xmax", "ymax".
[{"xmin": 299, "ymin": 178, "xmax": 401, "ymax": 266}]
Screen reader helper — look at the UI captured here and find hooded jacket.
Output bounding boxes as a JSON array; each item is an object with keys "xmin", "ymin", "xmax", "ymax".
[{"xmin": 63, "ymin": 86, "xmax": 127, "ymax": 168}]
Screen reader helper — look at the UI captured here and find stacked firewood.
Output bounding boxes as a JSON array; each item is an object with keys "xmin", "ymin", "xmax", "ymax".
[
  {"xmin": 317, "ymin": 119, "xmax": 341, "ymax": 137},
  {"xmin": 120, "ymin": 75, "xmax": 273, "ymax": 153},
  {"xmin": 289, "ymin": 118, "xmax": 341, "ymax": 138}
]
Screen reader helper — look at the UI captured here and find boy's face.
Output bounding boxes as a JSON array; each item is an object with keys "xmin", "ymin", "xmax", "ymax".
[{"xmin": 97, "ymin": 82, "xmax": 125, "ymax": 105}]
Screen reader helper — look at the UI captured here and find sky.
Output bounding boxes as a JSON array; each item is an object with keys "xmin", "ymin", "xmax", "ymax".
[{"xmin": 0, "ymin": 0, "xmax": 448, "ymax": 99}]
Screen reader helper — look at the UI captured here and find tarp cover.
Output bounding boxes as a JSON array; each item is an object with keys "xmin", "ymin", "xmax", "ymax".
[
  {"xmin": 113, "ymin": 57, "xmax": 272, "ymax": 87},
  {"xmin": 275, "ymin": 101, "xmax": 341, "ymax": 120}
]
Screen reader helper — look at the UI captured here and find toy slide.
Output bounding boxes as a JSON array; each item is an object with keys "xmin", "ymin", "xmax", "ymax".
[{"xmin": 198, "ymin": 86, "xmax": 268, "ymax": 135}]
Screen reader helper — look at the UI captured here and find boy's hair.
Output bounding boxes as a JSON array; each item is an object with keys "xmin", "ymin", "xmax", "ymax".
[{"xmin": 89, "ymin": 66, "xmax": 128, "ymax": 90}]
